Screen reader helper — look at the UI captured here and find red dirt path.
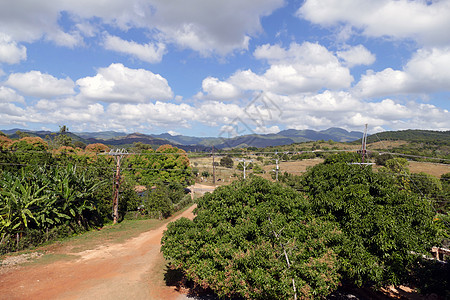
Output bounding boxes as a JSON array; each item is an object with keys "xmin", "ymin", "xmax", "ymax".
[{"xmin": 0, "ymin": 205, "xmax": 197, "ymax": 300}]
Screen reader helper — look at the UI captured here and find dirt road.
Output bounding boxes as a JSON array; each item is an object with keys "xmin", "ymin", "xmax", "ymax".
[{"xmin": 0, "ymin": 205, "xmax": 197, "ymax": 300}]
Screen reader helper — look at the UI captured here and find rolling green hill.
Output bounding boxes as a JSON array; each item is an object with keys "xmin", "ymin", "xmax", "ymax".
[{"xmin": 366, "ymin": 129, "xmax": 450, "ymax": 145}]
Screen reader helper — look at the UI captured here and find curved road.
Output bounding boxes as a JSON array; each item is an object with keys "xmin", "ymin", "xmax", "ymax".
[{"xmin": 0, "ymin": 205, "xmax": 198, "ymax": 300}]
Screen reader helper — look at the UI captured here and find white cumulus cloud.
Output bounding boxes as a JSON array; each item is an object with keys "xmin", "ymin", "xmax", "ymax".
[
  {"xmin": 298, "ymin": 0, "xmax": 450, "ymax": 46},
  {"xmin": 104, "ymin": 34, "xmax": 166, "ymax": 63},
  {"xmin": 355, "ymin": 47, "xmax": 450, "ymax": 97},
  {"xmin": 0, "ymin": 34, "xmax": 26, "ymax": 64},
  {"xmin": 0, "ymin": 86, "xmax": 25, "ymax": 103},
  {"xmin": 45, "ymin": 29, "xmax": 83, "ymax": 48},
  {"xmin": 76, "ymin": 63, "xmax": 173, "ymax": 103},
  {"xmin": 254, "ymin": 125, "xmax": 280, "ymax": 134},
  {"xmin": 5, "ymin": 71, "xmax": 75, "ymax": 98},
  {"xmin": 219, "ymin": 91, "xmax": 449, "ymax": 132},
  {"xmin": 201, "ymin": 77, "xmax": 241, "ymax": 100},
  {"xmin": 143, "ymin": 0, "xmax": 284, "ymax": 55},
  {"xmin": 229, "ymin": 42, "xmax": 353, "ymax": 94},
  {"xmin": 0, "ymin": 0, "xmax": 285, "ymax": 56},
  {"xmin": 337, "ymin": 45, "xmax": 375, "ymax": 67},
  {"xmin": 106, "ymin": 101, "xmax": 196, "ymax": 128}
]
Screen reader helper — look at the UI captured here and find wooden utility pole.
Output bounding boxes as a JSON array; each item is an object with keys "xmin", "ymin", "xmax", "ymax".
[{"xmin": 107, "ymin": 149, "xmax": 129, "ymax": 224}]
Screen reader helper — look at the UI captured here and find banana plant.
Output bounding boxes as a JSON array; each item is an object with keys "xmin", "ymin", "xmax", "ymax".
[
  {"xmin": 35, "ymin": 196, "xmax": 70, "ymax": 230},
  {"xmin": 50, "ymin": 165, "xmax": 104, "ymax": 225},
  {"xmin": 0, "ymin": 171, "xmax": 48, "ymax": 239},
  {"xmin": 0, "ymin": 213, "xmax": 11, "ymax": 235}
]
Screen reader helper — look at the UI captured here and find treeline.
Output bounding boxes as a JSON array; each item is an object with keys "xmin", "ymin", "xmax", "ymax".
[
  {"xmin": 0, "ymin": 135, "xmax": 194, "ymax": 254},
  {"xmin": 366, "ymin": 129, "xmax": 450, "ymax": 145}
]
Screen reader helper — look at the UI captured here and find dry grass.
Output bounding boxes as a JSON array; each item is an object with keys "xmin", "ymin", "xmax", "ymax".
[
  {"xmin": 190, "ymin": 156, "xmax": 239, "ymax": 186},
  {"xmin": 261, "ymin": 158, "xmax": 449, "ymax": 179},
  {"xmin": 261, "ymin": 158, "xmax": 324, "ymax": 180},
  {"xmin": 408, "ymin": 161, "xmax": 450, "ymax": 177}
]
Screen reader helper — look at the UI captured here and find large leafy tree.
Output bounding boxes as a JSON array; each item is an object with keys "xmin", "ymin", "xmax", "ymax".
[
  {"xmin": 162, "ymin": 177, "xmax": 341, "ymax": 299},
  {"xmin": 299, "ymin": 158, "xmax": 440, "ymax": 286},
  {"xmin": 124, "ymin": 144, "xmax": 193, "ymax": 187}
]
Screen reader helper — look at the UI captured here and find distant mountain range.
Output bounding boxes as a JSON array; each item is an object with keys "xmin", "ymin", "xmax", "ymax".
[{"xmin": 0, "ymin": 127, "xmax": 365, "ymax": 150}]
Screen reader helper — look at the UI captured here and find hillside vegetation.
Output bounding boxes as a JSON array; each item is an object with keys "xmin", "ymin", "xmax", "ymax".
[{"xmin": 366, "ymin": 129, "xmax": 450, "ymax": 144}]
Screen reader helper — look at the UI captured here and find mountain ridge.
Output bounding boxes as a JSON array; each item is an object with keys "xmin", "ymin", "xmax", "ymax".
[{"xmin": 0, "ymin": 127, "xmax": 369, "ymax": 149}]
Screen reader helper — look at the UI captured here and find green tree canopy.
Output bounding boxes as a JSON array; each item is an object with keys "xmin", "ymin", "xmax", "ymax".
[
  {"xmin": 124, "ymin": 144, "xmax": 193, "ymax": 187},
  {"xmin": 299, "ymin": 161, "xmax": 439, "ymax": 286},
  {"xmin": 219, "ymin": 155, "xmax": 234, "ymax": 168},
  {"xmin": 162, "ymin": 177, "xmax": 341, "ymax": 299}
]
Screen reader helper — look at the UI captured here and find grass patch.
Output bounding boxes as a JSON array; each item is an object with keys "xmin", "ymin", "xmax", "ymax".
[{"xmin": 28, "ymin": 253, "xmax": 77, "ymax": 265}]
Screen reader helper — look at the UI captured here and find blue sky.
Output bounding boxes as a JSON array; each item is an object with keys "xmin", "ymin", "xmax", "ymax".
[{"xmin": 0, "ymin": 0, "xmax": 449, "ymax": 137}]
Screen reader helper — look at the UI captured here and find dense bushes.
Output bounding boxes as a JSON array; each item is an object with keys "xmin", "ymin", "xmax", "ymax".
[
  {"xmin": 0, "ymin": 164, "xmax": 109, "ymax": 254},
  {"xmin": 162, "ymin": 156, "xmax": 442, "ymax": 298},
  {"xmin": 162, "ymin": 177, "xmax": 342, "ymax": 299},
  {"xmin": 124, "ymin": 144, "xmax": 194, "ymax": 187},
  {"xmin": 219, "ymin": 156, "xmax": 233, "ymax": 168},
  {"xmin": 299, "ymin": 162, "xmax": 439, "ymax": 286}
]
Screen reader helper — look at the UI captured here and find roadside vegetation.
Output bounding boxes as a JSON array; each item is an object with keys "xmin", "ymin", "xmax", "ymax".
[
  {"xmin": 163, "ymin": 153, "xmax": 450, "ymax": 299},
  {"xmin": 0, "ymin": 129, "xmax": 194, "ymax": 254}
]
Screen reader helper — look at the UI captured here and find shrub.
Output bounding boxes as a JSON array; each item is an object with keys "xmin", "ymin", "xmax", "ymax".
[
  {"xmin": 220, "ymin": 156, "xmax": 234, "ymax": 168},
  {"xmin": 162, "ymin": 177, "xmax": 341, "ymax": 299}
]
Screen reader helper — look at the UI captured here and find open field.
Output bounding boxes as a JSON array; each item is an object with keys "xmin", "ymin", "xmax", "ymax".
[
  {"xmin": 190, "ymin": 156, "xmax": 240, "ymax": 186},
  {"xmin": 261, "ymin": 158, "xmax": 324, "ymax": 180},
  {"xmin": 191, "ymin": 153, "xmax": 449, "ymax": 188},
  {"xmin": 408, "ymin": 161, "xmax": 450, "ymax": 177},
  {"xmin": 266, "ymin": 159, "xmax": 448, "ymax": 178}
]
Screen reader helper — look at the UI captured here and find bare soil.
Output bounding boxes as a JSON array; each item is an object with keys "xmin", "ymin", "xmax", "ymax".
[{"xmin": 0, "ymin": 205, "xmax": 197, "ymax": 300}]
